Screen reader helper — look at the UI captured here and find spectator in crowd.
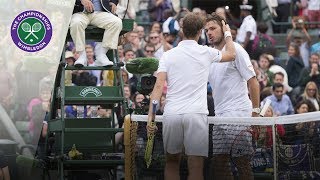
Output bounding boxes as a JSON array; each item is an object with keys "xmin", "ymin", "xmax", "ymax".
[
  {"xmin": 299, "ymin": 53, "xmax": 320, "ymax": 88},
  {"xmin": 136, "ymin": 26, "xmax": 147, "ymax": 48},
  {"xmin": 70, "ymin": 0, "xmax": 122, "ymax": 67},
  {"xmin": 284, "ymin": 99, "xmax": 316, "ymax": 145},
  {"xmin": 307, "ymin": 0, "xmax": 320, "ymax": 28},
  {"xmin": 144, "ymin": 43, "xmax": 156, "ymax": 58},
  {"xmin": 252, "ymin": 22, "xmax": 276, "ymax": 59},
  {"xmin": 295, "ymin": 0, "xmax": 308, "ymax": 17},
  {"xmin": 149, "ymin": 21, "xmax": 162, "ymax": 33},
  {"xmin": 116, "ymin": 0, "xmax": 136, "ymax": 19},
  {"xmin": 269, "ymin": 54, "xmax": 293, "ymax": 93},
  {"xmin": 286, "ymin": 20, "xmax": 311, "ymax": 67},
  {"xmin": 263, "ymin": 83, "xmax": 294, "ymax": 116},
  {"xmin": 296, "ymin": 81, "xmax": 320, "ymax": 110},
  {"xmin": 65, "ymin": 51, "xmax": 76, "ymax": 66},
  {"xmin": 123, "ymin": 84, "xmax": 133, "ymax": 109},
  {"xmin": 273, "ymin": 0, "xmax": 291, "ymax": 33},
  {"xmin": 123, "ymin": 30, "xmax": 145, "ymax": 58},
  {"xmin": 148, "ymin": 0, "xmax": 172, "ymax": 23},
  {"xmin": 257, "ymin": 54, "xmax": 274, "ymax": 88},
  {"xmin": 118, "ymin": 45, "xmax": 125, "ymax": 62},
  {"xmin": 286, "ymin": 43, "xmax": 305, "ymax": 99},
  {"xmin": 263, "ymin": 105, "xmax": 285, "ymax": 148},
  {"xmin": 85, "ymin": 45, "xmax": 101, "ymax": 85},
  {"xmin": 273, "ymin": 72, "xmax": 291, "ymax": 94},
  {"xmin": 311, "ymin": 33, "xmax": 320, "ymax": 55},
  {"xmin": 236, "ymin": 3, "xmax": 257, "ymax": 58},
  {"xmin": 230, "ymin": 25, "xmax": 238, "ymax": 41}
]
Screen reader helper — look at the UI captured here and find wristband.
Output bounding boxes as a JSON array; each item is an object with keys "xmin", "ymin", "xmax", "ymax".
[{"xmin": 224, "ymin": 31, "xmax": 232, "ymax": 39}]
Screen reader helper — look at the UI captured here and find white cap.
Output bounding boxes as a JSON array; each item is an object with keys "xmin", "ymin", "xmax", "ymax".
[{"xmin": 240, "ymin": 4, "xmax": 253, "ymax": 10}]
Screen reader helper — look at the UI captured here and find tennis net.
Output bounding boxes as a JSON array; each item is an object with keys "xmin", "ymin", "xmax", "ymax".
[{"xmin": 124, "ymin": 111, "xmax": 320, "ymax": 180}]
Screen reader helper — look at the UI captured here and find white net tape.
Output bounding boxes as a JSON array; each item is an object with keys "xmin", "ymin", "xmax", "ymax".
[{"xmin": 131, "ymin": 111, "xmax": 320, "ymax": 125}]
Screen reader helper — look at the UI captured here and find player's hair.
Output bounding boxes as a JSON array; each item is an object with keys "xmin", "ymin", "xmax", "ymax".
[
  {"xmin": 206, "ymin": 13, "xmax": 225, "ymax": 35},
  {"xmin": 182, "ymin": 12, "xmax": 205, "ymax": 39}
]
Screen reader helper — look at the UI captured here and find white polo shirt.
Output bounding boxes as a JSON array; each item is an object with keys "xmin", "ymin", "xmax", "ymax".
[
  {"xmin": 158, "ymin": 40, "xmax": 222, "ymax": 115},
  {"xmin": 236, "ymin": 15, "xmax": 257, "ymax": 43},
  {"xmin": 208, "ymin": 42, "xmax": 256, "ymax": 114}
]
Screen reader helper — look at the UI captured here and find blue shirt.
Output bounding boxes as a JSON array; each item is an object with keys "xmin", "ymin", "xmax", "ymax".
[
  {"xmin": 92, "ymin": 0, "xmax": 103, "ymax": 12},
  {"xmin": 311, "ymin": 42, "xmax": 320, "ymax": 54},
  {"xmin": 264, "ymin": 94, "xmax": 294, "ymax": 116}
]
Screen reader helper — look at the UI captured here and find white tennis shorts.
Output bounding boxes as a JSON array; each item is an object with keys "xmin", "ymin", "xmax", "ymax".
[
  {"xmin": 162, "ymin": 113, "xmax": 208, "ymax": 157},
  {"xmin": 212, "ymin": 110, "xmax": 253, "ymax": 157}
]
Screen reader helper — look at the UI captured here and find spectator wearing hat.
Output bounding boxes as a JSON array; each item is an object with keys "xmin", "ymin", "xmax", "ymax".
[
  {"xmin": 65, "ymin": 51, "xmax": 76, "ymax": 66},
  {"xmin": 286, "ymin": 19, "xmax": 311, "ymax": 67},
  {"xmin": 236, "ymin": 3, "xmax": 257, "ymax": 58}
]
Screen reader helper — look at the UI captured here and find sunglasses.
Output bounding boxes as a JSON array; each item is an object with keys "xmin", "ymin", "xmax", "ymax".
[
  {"xmin": 150, "ymin": 36, "xmax": 159, "ymax": 39},
  {"xmin": 307, "ymin": 89, "xmax": 316, "ymax": 91}
]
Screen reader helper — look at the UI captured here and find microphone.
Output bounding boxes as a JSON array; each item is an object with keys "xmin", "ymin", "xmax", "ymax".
[
  {"xmin": 16, "ymin": 155, "xmax": 46, "ymax": 169},
  {"xmin": 125, "ymin": 57, "xmax": 159, "ymax": 74}
]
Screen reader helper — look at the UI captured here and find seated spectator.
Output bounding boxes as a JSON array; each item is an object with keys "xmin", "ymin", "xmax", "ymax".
[
  {"xmin": 262, "ymin": 83, "xmax": 294, "ymax": 116},
  {"xmin": 269, "ymin": 54, "xmax": 292, "ymax": 93},
  {"xmin": 70, "ymin": 0, "xmax": 122, "ymax": 67},
  {"xmin": 144, "ymin": 43, "xmax": 156, "ymax": 58},
  {"xmin": 298, "ymin": 53, "xmax": 320, "ymax": 88},
  {"xmin": 273, "ymin": 72, "xmax": 291, "ymax": 94},
  {"xmin": 123, "ymin": 30, "xmax": 145, "ymax": 57},
  {"xmin": 263, "ymin": 105, "xmax": 285, "ymax": 148},
  {"xmin": 283, "ymin": 100, "xmax": 316, "ymax": 145},
  {"xmin": 286, "ymin": 43, "xmax": 305, "ymax": 100},
  {"xmin": 149, "ymin": 21, "xmax": 161, "ymax": 33},
  {"xmin": 310, "ymin": 33, "xmax": 320, "ymax": 54},
  {"xmin": 296, "ymin": 81, "xmax": 320, "ymax": 110},
  {"xmin": 257, "ymin": 54, "xmax": 274, "ymax": 88}
]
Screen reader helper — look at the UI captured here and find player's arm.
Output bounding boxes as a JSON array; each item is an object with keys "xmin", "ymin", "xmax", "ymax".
[
  {"xmin": 248, "ymin": 77, "xmax": 260, "ymax": 117},
  {"xmin": 147, "ymin": 72, "xmax": 166, "ymax": 133},
  {"xmin": 221, "ymin": 21, "xmax": 236, "ymax": 62}
]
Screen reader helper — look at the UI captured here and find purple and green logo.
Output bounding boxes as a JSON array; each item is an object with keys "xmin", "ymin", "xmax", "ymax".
[{"xmin": 11, "ymin": 10, "xmax": 52, "ymax": 52}]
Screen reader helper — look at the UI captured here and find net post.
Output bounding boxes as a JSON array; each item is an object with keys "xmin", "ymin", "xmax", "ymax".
[{"xmin": 272, "ymin": 121, "xmax": 277, "ymax": 180}]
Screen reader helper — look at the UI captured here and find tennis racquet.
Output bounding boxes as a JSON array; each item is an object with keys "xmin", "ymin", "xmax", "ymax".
[{"xmin": 144, "ymin": 100, "xmax": 158, "ymax": 168}]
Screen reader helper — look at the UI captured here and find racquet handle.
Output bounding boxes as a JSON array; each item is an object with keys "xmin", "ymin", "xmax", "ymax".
[
  {"xmin": 151, "ymin": 100, "xmax": 158, "ymax": 122},
  {"xmin": 260, "ymin": 99, "xmax": 271, "ymax": 117}
]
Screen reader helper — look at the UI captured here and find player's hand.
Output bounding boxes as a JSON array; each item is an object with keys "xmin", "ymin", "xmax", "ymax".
[
  {"xmin": 81, "ymin": 0, "xmax": 94, "ymax": 13},
  {"xmin": 252, "ymin": 112, "xmax": 259, "ymax": 117},
  {"xmin": 221, "ymin": 20, "xmax": 230, "ymax": 33},
  {"xmin": 109, "ymin": 2, "xmax": 117, "ymax": 14},
  {"xmin": 291, "ymin": 19, "xmax": 296, "ymax": 29}
]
